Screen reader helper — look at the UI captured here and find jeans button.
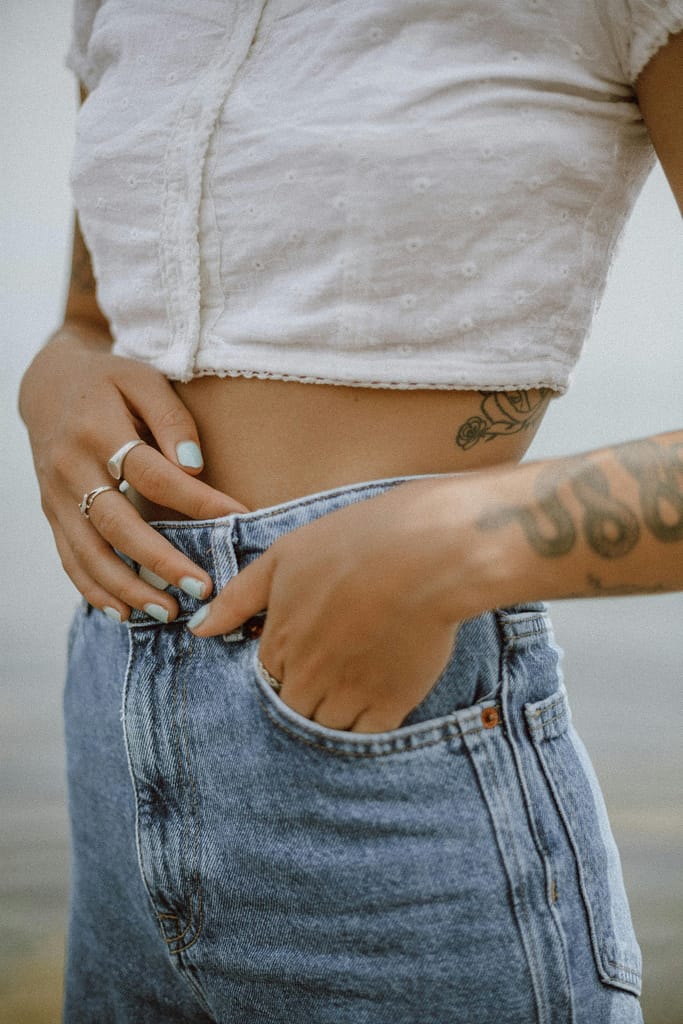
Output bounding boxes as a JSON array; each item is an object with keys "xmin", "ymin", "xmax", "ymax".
[{"xmin": 243, "ymin": 613, "xmax": 266, "ymax": 639}]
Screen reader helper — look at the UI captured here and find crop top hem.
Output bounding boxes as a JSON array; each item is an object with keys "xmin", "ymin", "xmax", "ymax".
[{"xmin": 161, "ymin": 363, "xmax": 567, "ymax": 394}]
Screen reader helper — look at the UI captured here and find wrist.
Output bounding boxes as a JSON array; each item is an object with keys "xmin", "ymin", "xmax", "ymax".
[
  {"xmin": 48, "ymin": 318, "xmax": 113, "ymax": 352},
  {"xmin": 18, "ymin": 319, "xmax": 113, "ymax": 426},
  {"xmin": 421, "ymin": 464, "xmax": 541, "ymax": 622}
]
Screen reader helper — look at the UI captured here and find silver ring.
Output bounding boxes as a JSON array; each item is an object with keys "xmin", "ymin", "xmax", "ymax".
[
  {"xmin": 107, "ymin": 439, "xmax": 146, "ymax": 481},
  {"xmin": 79, "ymin": 485, "xmax": 117, "ymax": 518},
  {"xmin": 256, "ymin": 657, "xmax": 283, "ymax": 693}
]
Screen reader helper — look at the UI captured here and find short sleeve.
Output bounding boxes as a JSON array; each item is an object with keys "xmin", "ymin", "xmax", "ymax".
[
  {"xmin": 608, "ymin": 0, "xmax": 683, "ymax": 83},
  {"xmin": 65, "ymin": 0, "xmax": 102, "ymax": 90}
]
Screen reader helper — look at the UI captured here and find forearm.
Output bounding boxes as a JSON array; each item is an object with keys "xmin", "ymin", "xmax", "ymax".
[{"xmin": 434, "ymin": 430, "xmax": 683, "ymax": 618}]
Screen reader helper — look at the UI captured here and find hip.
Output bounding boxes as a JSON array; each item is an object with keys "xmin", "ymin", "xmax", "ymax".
[{"xmin": 169, "ymin": 374, "xmax": 552, "ymax": 511}]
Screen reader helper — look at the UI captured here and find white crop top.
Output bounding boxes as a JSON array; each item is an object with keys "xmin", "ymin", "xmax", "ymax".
[{"xmin": 67, "ymin": 0, "xmax": 683, "ymax": 392}]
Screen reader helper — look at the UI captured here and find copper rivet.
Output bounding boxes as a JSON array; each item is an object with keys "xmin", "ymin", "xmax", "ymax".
[
  {"xmin": 481, "ymin": 707, "xmax": 500, "ymax": 729},
  {"xmin": 245, "ymin": 618, "xmax": 264, "ymax": 639}
]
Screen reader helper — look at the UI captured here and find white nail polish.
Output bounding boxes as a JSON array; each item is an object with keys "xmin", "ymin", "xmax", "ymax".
[
  {"xmin": 103, "ymin": 606, "xmax": 122, "ymax": 623},
  {"xmin": 139, "ymin": 566, "xmax": 170, "ymax": 590},
  {"xmin": 179, "ymin": 576, "xmax": 206, "ymax": 599},
  {"xmin": 138, "ymin": 569, "xmax": 169, "ymax": 593},
  {"xmin": 187, "ymin": 605, "xmax": 210, "ymax": 630},
  {"xmin": 176, "ymin": 441, "xmax": 203, "ymax": 469},
  {"xmin": 144, "ymin": 603, "xmax": 169, "ymax": 623}
]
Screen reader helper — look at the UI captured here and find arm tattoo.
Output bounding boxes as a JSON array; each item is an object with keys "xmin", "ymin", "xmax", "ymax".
[
  {"xmin": 478, "ymin": 461, "xmax": 640, "ymax": 559},
  {"xmin": 478, "ymin": 465, "xmax": 577, "ymax": 557},
  {"xmin": 614, "ymin": 439, "xmax": 683, "ymax": 542},
  {"xmin": 570, "ymin": 463, "xmax": 640, "ymax": 558},
  {"xmin": 455, "ymin": 390, "xmax": 551, "ymax": 450}
]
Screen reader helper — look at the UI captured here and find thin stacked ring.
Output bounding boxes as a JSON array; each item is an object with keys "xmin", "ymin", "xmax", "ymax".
[{"xmin": 78, "ymin": 485, "xmax": 117, "ymax": 518}]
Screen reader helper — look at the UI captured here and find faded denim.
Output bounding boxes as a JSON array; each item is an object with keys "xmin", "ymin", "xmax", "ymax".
[{"xmin": 63, "ymin": 473, "xmax": 643, "ymax": 1022}]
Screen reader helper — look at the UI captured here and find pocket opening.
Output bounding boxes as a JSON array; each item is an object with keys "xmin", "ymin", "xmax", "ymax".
[{"xmin": 252, "ymin": 652, "xmax": 476, "ymax": 759}]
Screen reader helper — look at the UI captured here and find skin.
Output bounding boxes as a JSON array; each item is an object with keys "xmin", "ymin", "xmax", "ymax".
[
  {"xmin": 185, "ymin": 431, "xmax": 683, "ymax": 731},
  {"xmin": 19, "ymin": 31, "xmax": 683, "ymax": 732}
]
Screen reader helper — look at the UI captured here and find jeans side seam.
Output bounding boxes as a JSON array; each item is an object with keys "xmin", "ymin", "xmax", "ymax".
[
  {"xmin": 528, "ymin": 737, "xmax": 640, "ymax": 993},
  {"xmin": 497, "ymin": 656, "xmax": 575, "ymax": 1023},
  {"xmin": 479, "ymin": 736, "xmax": 551, "ymax": 1024}
]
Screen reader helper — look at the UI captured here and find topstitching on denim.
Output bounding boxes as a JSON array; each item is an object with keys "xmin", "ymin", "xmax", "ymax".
[{"xmin": 65, "ymin": 466, "xmax": 644, "ymax": 1021}]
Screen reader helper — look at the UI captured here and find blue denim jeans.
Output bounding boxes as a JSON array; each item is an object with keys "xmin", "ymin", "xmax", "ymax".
[{"xmin": 63, "ymin": 474, "xmax": 643, "ymax": 1022}]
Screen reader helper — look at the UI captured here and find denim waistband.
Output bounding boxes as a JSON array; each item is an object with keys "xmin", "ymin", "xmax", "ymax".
[{"xmin": 127, "ymin": 471, "xmax": 551, "ymax": 640}]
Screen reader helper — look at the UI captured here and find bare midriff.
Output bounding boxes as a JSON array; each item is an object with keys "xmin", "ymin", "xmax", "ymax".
[{"xmin": 171, "ymin": 375, "xmax": 553, "ymax": 511}]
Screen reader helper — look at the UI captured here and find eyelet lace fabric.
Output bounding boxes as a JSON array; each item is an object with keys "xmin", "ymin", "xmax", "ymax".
[{"xmin": 67, "ymin": 0, "xmax": 683, "ymax": 391}]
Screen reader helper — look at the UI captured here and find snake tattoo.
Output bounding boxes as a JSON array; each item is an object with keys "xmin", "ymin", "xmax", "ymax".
[{"xmin": 478, "ymin": 462, "xmax": 639, "ymax": 558}]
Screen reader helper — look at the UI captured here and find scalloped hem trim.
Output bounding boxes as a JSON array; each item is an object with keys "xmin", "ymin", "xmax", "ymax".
[{"xmin": 168, "ymin": 364, "xmax": 567, "ymax": 394}]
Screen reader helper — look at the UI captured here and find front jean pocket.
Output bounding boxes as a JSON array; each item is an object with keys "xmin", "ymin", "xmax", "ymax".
[
  {"xmin": 524, "ymin": 688, "xmax": 642, "ymax": 996},
  {"xmin": 251, "ymin": 651, "xmax": 479, "ymax": 758}
]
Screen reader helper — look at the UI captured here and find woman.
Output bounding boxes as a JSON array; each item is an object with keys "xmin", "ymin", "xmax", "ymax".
[{"xmin": 19, "ymin": 1, "xmax": 683, "ymax": 1020}]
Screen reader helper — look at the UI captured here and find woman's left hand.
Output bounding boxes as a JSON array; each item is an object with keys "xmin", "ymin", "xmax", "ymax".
[{"xmin": 188, "ymin": 478, "xmax": 475, "ymax": 732}]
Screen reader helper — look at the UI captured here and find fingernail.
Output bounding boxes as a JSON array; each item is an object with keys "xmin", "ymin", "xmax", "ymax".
[
  {"xmin": 144, "ymin": 603, "xmax": 170, "ymax": 623},
  {"xmin": 119, "ymin": 480, "xmax": 130, "ymax": 494},
  {"xmin": 176, "ymin": 441, "xmax": 203, "ymax": 469},
  {"xmin": 103, "ymin": 606, "xmax": 122, "ymax": 623},
  {"xmin": 179, "ymin": 576, "xmax": 207, "ymax": 599},
  {"xmin": 187, "ymin": 605, "xmax": 210, "ymax": 630},
  {"xmin": 139, "ymin": 566, "xmax": 170, "ymax": 590}
]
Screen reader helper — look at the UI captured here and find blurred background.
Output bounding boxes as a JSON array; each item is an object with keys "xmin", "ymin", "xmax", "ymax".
[{"xmin": 2, "ymin": 2, "xmax": 682, "ymax": 1022}]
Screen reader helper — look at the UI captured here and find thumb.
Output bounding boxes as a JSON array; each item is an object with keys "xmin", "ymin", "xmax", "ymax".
[{"xmin": 186, "ymin": 548, "xmax": 275, "ymax": 636}]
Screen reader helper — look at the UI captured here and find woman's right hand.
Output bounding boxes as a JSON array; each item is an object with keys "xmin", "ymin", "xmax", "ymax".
[{"xmin": 19, "ymin": 322, "xmax": 248, "ymax": 623}]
